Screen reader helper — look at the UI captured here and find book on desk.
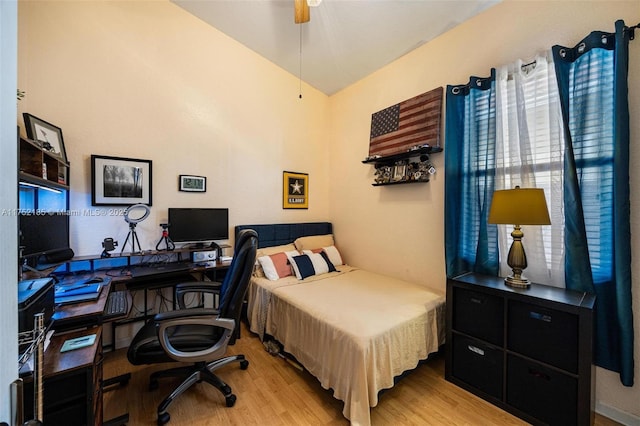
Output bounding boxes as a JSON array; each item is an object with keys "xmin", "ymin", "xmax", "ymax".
[{"xmin": 55, "ymin": 282, "xmax": 103, "ymax": 305}]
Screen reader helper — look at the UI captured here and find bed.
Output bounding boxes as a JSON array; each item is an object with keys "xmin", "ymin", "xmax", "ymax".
[{"xmin": 235, "ymin": 223, "xmax": 446, "ymax": 426}]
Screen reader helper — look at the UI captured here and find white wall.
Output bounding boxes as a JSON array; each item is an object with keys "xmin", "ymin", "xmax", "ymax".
[
  {"xmin": 18, "ymin": 1, "xmax": 331, "ymax": 256},
  {"xmin": 328, "ymin": 0, "xmax": 640, "ymax": 422},
  {"xmin": 0, "ymin": 1, "xmax": 18, "ymax": 421}
]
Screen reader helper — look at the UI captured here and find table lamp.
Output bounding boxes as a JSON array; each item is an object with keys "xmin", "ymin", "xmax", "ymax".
[{"xmin": 488, "ymin": 186, "xmax": 551, "ymax": 288}]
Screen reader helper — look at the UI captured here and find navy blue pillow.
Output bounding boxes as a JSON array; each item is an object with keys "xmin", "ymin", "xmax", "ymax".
[{"xmin": 292, "ymin": 254, "xmax": 316, "ymax": 279}]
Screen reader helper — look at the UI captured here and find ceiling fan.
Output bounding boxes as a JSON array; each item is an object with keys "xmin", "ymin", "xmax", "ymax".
[{"xmin": 294, "ymin": 0, "xmax": 322, "ymax": 24}]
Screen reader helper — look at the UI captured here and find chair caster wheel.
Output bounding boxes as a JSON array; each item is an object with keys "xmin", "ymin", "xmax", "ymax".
[
  {"xmin": 157, "ymin": 412, "xmax": 170, "ymax": 425},
  {"xmin": 240, "ymin": 360, "xmax": 249, "ymax": 370},
  {"xmin": 149, "ymin": 379, "xmax": 159, "ymax": 391},
  {"xmin": 225, "ymin": 394, "xmax": 237, "ymax": 407}
]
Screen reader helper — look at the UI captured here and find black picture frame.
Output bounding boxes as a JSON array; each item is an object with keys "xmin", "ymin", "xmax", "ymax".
[
  {"xmin": 23, "ymin": 113, "xmax": 68, "ymax": 163},
  {"xmin": 178, "ymin": 175, "xmax": 207, "ymax": 192},
  {"xmin": 91, "ymin": 155, "xmax": 152, "ymax": 206}
]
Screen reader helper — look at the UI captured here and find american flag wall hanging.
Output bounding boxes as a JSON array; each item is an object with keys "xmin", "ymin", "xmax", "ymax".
[{"xmin": 368, "ymin": 87, "xmax": 443, "ymax": 157}]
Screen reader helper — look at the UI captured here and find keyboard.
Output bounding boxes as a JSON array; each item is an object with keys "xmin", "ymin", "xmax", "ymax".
[{"xmin": 103, "ymin": 290, "xmax": 129, "ymax": 319}]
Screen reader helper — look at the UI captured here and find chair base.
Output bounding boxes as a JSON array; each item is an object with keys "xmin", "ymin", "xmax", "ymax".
[{"xmin": 150, "ymin": 354, "xmax": 249, "ymax": 425}]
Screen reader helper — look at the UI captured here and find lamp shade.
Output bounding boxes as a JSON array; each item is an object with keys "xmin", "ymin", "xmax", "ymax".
[{"xmin": 488, "ymin": 187, "xmax": 551, "ymax": 225}]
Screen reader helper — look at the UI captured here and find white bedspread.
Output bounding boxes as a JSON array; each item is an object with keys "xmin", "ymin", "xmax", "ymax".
[{"xmin": 247, "ymin": 266, "xmax": 445, "ymax": 426}]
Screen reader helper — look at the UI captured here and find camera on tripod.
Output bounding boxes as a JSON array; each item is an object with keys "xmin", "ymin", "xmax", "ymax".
[{"xmin": 156, "ymin": 223, "xmax": 175, "ymax": 251}]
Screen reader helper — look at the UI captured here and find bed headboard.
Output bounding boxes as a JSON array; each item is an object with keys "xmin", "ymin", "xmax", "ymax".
[{"xmin": 235, "ymin": 222, "xmax": 332, "ymax": 248}]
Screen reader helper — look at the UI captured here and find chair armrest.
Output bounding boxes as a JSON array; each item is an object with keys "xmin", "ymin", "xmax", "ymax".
[
  {"xmin": 154, "ymin": 308, "xmax": 235, "ymax": 363},
  {"xmin": 175, "ymin": 281, "xmax": 223, "ymax": 309}
]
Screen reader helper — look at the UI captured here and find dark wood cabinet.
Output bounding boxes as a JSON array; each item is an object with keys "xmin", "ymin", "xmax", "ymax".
[
  {"xmin": 446, "ymin": 273, "xmax": 595, "ymax": 426},
  {"xmin": 23, "ymin": 328, "xmax": 103, "ymax": 425},
  {"xmin": 19, "ymin": 136, "xmax": 69, "ymax": 189}
]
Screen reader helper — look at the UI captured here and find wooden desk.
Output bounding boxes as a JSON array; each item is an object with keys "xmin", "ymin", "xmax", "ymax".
[
  {"xmin": 51, "ymin": 279, "xmax": 111, "ymax": 331},
  {"xmin": 23, "ymin": 327, "xmax": 103, "ymax": 425}
]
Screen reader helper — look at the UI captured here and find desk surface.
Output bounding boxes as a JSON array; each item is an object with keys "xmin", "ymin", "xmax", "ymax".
[
  {"xmin": 44, "ymin": 327, "xmax": 102, "ymax": 377},
  {"xmin": 51, "ymin": 280, "xmax": 110, "ymax": 327},
  {"xmin": 51, "ymin": 260, "xmax": 231, "ymax": 329}
]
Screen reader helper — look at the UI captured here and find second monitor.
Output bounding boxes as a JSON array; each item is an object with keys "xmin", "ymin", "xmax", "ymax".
[{"xmin": 168, "ymin": 208, "xmax": 229, "ymax": 247}]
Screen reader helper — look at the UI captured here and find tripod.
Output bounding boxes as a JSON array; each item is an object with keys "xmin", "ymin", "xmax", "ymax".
[
  {"xmin": 156, "ymin": 223, "xmax": 175, "ymax": 251},
  {"xmin": 121, "ymin": 222, "xmax": 143, "ymax": 254}
]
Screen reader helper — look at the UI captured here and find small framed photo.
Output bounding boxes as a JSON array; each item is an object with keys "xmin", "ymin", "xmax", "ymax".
[
  {"xmin": 392, "ymin": 162, "xmax": 407, "ymax": 181},
  {"xmin": 179, "ymin": 175, "xmax": 206, "ymax": 192},
  {"xmin": 23, "ymin": 113, "xmax": 68, "ymax": 163},
  {"xmin": 91, "ymin": 155, "xmax": 152, "ymax": 206},
  {"xmin": 283, "ymin": 171, "xmax": 308, "ymax": 209}
]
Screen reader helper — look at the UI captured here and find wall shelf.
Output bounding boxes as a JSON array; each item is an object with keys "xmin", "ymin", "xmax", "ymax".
[
  {"xmin": 362, "ymin": 146, "xmax": 442, "ymax": 186},
  {"xmin": 361, "ymin": 145, "xmax": 442, "ymax": 164},
  {"xmin": 20, "ymin": 137, "xmax": 69, "ymax": 189}
]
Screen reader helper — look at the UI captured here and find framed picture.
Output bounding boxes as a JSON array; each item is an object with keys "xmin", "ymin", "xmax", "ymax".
[
  {"xmin": 179, "ymin": 175, "xmax": 206, "ymax": 192},
  {"xmin": 283, "ymin": 171, "xmax": 308, "ymax": 209},
  {"xmin": 91, "ymin": 155, "xmax": 152, "ymax": 206},
  {"xmin": 392, "ymin": 161, "xmax": 407, "ymax": 182},
  {"xmin": 23, "ymin": 113, "xmax": 68, "ymax": 163}
]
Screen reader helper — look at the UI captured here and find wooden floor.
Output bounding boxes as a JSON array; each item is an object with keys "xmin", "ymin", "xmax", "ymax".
[{"xmin": 104, "ymin": 322, "xmax": 621, "ymax": 426}]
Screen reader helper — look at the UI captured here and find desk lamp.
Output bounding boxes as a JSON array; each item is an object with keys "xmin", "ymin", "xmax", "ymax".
[{"xmin": 488, "ymin": 186, "xmax": 551, "ymax": 288}]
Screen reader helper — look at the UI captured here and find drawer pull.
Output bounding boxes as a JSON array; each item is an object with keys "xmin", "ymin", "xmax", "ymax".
[
  {"xmin": 467, "ymin": 345, "xmax": 485, "ymax": 356},
  {"xmin": 528, "ymin": 367, "xmax": 550, "ymax": 381},
  {"xmin": 529, "ymin": 311, "xmax": 552, "ymax": 322}
]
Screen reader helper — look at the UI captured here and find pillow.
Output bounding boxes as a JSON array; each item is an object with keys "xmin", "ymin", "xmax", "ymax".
[
  {"xmin": 254, "ymin": 243, "xmax": 297, "ymax": 277},
  {"xmin": 292, "ymin": 251, "xmax": 337, "ymax": 279},
  {"xmin": 257, "ymin": 252, "xmax": 293, "ymax": 281},
  {"xmin": 257, "ymin": 243, "xmax": 297, "ymax": 258},
  {"xmin": 294, "ymin": 234, "xmax": 334, "ymax": 251},
  {"xmin": 322, "ymin": 245, "xmax": 344, "ymax": 266},
  {"xmin": 285, "ymin": 250, "xmax": 304, "ymax": 279}
]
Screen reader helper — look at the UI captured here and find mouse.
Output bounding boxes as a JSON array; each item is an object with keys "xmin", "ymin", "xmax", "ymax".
[{"xmin": 85, "ymin": 276, "xmax": 104, "ymax": 284}]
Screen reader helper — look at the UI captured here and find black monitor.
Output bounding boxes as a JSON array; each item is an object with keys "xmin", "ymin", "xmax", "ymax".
[
  {"xmin": 168, "ymin": 208, "xmax": 229, "ymax": 244},
  {"xmin": 19, "ymin": 212, "xmax": 70, "ymax": 259}
]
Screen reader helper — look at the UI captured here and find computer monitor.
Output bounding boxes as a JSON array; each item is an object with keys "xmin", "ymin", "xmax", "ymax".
[
  {"xmin": 19, "ymin": 212, "xmax": 70, "ymax": 259},
  {"xmin": 168, "ymin": 208, "xmax": 229, "ymax": 245}
]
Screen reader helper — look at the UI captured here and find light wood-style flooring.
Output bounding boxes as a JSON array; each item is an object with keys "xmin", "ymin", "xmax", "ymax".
[{"xmin": 103, "ymin": 322, "xmax": 621, "ymax": 425}]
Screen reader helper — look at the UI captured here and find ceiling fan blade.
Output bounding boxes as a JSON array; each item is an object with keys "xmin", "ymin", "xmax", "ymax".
[{"xmin": 294, "ymin": 0, "xmax": 310, "ymax": 24}]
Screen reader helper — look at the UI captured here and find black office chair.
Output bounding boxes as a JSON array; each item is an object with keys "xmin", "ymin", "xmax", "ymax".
[{"xmin": 127, "ymin": 229, "xmax": 258, "ymax": 425}]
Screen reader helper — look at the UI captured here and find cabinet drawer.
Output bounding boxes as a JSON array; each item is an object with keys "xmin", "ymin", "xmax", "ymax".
[
  {"xmin": 452, "ymin": 334, "xmax": 503, "ymax": 399},
  {"xmin": 507, "ymin": 354, "xmax": 577, "ymax": 425},
  {"xmin": 508, "ymin": 300, "xmax": 578, "ymax": 373},
  {"xmin": 453, "ymin": 287, "xmax": 504, "ymax": 345}
]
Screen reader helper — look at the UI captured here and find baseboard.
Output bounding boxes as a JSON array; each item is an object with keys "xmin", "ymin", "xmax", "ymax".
[{"xmin": 596, "ymin": 401, "xmax": 640, "ymax": 426}]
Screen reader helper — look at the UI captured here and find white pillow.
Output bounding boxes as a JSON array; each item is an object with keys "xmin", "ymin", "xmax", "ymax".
[
  {"xmin": 291, "ymin": 251, "xmax": 336, "ymax": 279},
  {"xmin": 254, "ymin": 243, "xmax": 297, "ymax": 277},
  {"xmin": 257, "ymin": 252, "xmax": 293, "ymax": 281},
  {"xmin": 322, "ymin": 245, "xmax": 343, "ymax": 266},
  {"xmin": 285, "ymin": 250, "xmax": 303, "ymax": 279},
  {"xmin": 302, "ymin": 250, "xmax": 329, "ymax": 275}
]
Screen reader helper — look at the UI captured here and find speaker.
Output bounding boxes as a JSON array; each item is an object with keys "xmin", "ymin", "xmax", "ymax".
[
  {"xmin": 39, "ymin": 247, "xmax": 75, "ymax": 264},
  {"xmin": 192, "ymin": 250, "xmax": 217, "ymax": 262}
]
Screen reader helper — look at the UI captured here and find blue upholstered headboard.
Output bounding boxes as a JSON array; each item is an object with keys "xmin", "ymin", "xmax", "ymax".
[{"xmin": 235, "ymin": 222, "xmax": 332, "ymax": 249}]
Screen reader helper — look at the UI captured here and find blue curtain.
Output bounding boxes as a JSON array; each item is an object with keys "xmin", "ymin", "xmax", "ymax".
[
  {"xmin": 444, "ymin": 70, "xmax": 499, "ymax": 278},
  {"xmin": 553, "ymin": 20, "xmax": 634, "ymax": 386}
]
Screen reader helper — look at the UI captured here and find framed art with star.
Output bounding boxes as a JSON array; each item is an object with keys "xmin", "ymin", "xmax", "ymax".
[{"xmin": 283, "ymin": 171, "xmax": 308, "ymax": 209}]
